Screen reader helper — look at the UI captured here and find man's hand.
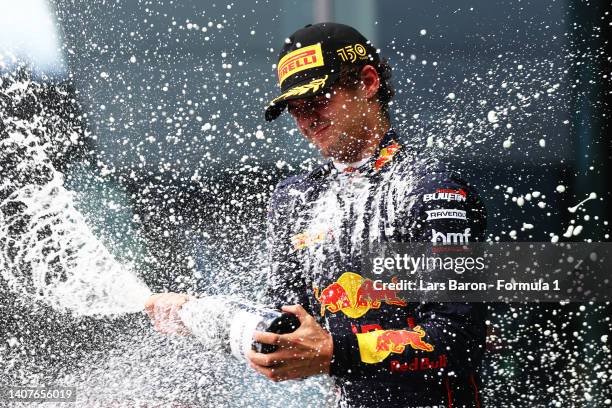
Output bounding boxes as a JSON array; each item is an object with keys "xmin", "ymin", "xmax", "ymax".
[
  {"xmin": 144, "ymin": 293, "xmax": 193, "ymax": 336},
  {"xmin": 246, "ymin": 304, "xmax": 333, "ymax": 382}
]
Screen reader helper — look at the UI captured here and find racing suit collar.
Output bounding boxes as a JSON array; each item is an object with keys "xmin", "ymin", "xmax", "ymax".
[
  {"xmin": 332, "ymin": 157, "xmax": 370, "ymax": 173},
  {"xmin": 375, "ymin": 128, "xmax": 401, "ymax": 156}
]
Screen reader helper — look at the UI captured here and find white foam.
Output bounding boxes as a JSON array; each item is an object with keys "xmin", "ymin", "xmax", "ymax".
[{"xmin": 0, "ymin": 79, "xmax": 151, "ymax": 316}]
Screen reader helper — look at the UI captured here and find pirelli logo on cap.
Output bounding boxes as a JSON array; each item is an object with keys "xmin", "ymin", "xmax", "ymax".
[{"xmin": 277, "ymin": 43, "xmax": 324, "ymax": 85}]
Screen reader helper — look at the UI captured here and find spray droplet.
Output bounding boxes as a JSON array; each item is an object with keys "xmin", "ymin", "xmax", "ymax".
[
  {"xmin": 568, "ymin": 193, "xmax": 597, "ymax": 213},
  {"xmin": 487, "ymin": 110, "xmax": 498, "ymax": 123}
]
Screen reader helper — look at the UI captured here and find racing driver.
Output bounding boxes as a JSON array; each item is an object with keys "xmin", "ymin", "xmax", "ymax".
[{"xmin": 146, "ymin": 22, "xmax": 487, "ymax": 408}]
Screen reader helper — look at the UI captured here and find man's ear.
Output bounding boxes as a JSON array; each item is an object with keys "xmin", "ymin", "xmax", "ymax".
[{"xmin": 360, "ymin": 65, "xmax": 381, "ymax": 99}]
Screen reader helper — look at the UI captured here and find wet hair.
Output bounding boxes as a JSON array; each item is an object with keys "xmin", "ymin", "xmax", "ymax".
[{"xmin": 336, "ymin": 58, "xmax": 395, "ymax": 119}]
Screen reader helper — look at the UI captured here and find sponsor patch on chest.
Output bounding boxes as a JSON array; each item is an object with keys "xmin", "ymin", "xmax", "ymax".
[{"xmin": 290, "ymin": 227, "xmax": 333, "ymax": 250}]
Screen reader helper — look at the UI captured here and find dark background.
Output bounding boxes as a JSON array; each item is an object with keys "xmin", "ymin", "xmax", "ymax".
[{"xmin": 1, "ymin": 0, "xmax": 610, "ymax": 406}]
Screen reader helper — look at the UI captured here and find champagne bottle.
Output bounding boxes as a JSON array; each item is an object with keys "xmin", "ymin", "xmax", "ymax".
[{"xmin": 178, "ymin": 296, "xmax": 300, "ymax": 361}]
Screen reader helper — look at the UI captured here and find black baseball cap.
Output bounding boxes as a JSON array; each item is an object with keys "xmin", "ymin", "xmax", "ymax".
[{"xmin": 264, "ymin": 22, "xmax": 379, "ymax": 121}]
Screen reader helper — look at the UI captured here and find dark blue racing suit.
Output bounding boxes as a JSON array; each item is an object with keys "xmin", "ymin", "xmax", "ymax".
[{"xmin": 265, "ymin": 129, "xmax": 487, "ymax": 408}]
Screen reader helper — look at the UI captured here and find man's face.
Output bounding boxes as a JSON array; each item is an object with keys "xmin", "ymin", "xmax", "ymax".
[{"xmin": 287, "ymin": 84, "xmax": 369, "ymax": 161}]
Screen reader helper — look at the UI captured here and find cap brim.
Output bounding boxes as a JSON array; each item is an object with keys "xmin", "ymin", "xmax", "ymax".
[{"xmin": 264, "ymin": 73, "xmax": 339, "ymax": 121}]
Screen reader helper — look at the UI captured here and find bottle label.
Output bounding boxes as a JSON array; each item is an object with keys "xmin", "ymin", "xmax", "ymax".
[{"xmin": 229, "ymin": 309, "xmax": 265, "ymax": 360}]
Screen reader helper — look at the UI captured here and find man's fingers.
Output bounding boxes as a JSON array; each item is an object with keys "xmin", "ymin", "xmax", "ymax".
[
  {"xmin": 281, "ymin": 304, "xmax": 313, "ymax": 324},
  {"xmin": 254, "ymin": 331, "xmax": 303, "ymax": 350},
  {"xmin": 252, "ymin": 330, "xmax": 281, "ymax": 345},
  {"xmin": 246, "ymin": 347, "xmax": 302, "ymax": 367},
  {"xmin": 144, "ymin": 294, "xmax": 163, "ymax": 314},
  {"xmin": 144, "ymin": 293, "xmax": 191, "ymax": 312},
  {"xmin": 249, "ymin": 363, "xmax": 287, "ymax": 382},
  {"xmin": 143, "ymin": 294, "xmax": 157, "ymax": 310},
  {"xmin": 249, "ymin": 361, "xmax": 283, "ymax": 382},
  {"xmin": 144, "ymin": 293, "xmax": 194, "ymax": 336},
  {"xmin": 247, "ymin": 350, "xmax": 281, "ymax": 367},
  {"xmin": 156, "ymin": 301, "xmax": 171, "ymax": 324},
  {"xmin": 249, "ymin": 340, "xmax": 311, "ymax": 363},
  {"xmin": 248, "ymin": 359, "xmax": 308, "ymax": 382},
  {"xmin": 170, "ymin": 304, "xmax": 184, "ymax": 323}
]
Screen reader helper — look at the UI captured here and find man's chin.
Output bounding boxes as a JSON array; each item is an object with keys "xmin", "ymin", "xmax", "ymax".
[
  {"xmin": 311, "ymin": 140, "xmax": 332, "ymax": 158},
  {"xmin": 314, "ymin": 138, "xmax": 354, "ymax": 161},
  {"xmin": 318, "ymin": 149, "xmax": 333, "ymax": 160},
  {"xmin": 320, "ymin": 149, "xmax": 349, "ymax": 163}
]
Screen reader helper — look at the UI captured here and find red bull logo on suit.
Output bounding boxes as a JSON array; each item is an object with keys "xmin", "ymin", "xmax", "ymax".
[
  {"xmin": 356, "ymin": 325, "xmax": 435, "ymax": 364},
  {"xmin": 314, "ymin": 272, "xmax": 407, "ymax": 318}
]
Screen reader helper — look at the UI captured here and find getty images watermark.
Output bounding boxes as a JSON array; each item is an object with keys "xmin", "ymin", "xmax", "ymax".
[{"xmin": 362, "ymin": 242, "xmax": 611, "ymax": 302}]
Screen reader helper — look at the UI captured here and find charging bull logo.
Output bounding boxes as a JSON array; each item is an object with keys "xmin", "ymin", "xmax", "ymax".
[
  {"xmin": 356, "ymin": 326, "xmax": 435, "ymax": 364},
  {"xmin": 314, "ymin": 272, "xmax": 407, "ymax": 318},
  {"xmin": 374, "ymin": 143, "xmax": 401, "ymax": 171},
  {"xmin": 375, "ymin": 326, "xmax": 434, "ymax": 353},
  {"xmin": 314, "ymin": 282, "xmax": 352, "ymax": 314}
]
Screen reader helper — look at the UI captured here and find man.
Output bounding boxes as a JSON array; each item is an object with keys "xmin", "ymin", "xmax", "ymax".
[{"xmin": 146, "ymin": 23, "xmax": 487, "ymax": 407}]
